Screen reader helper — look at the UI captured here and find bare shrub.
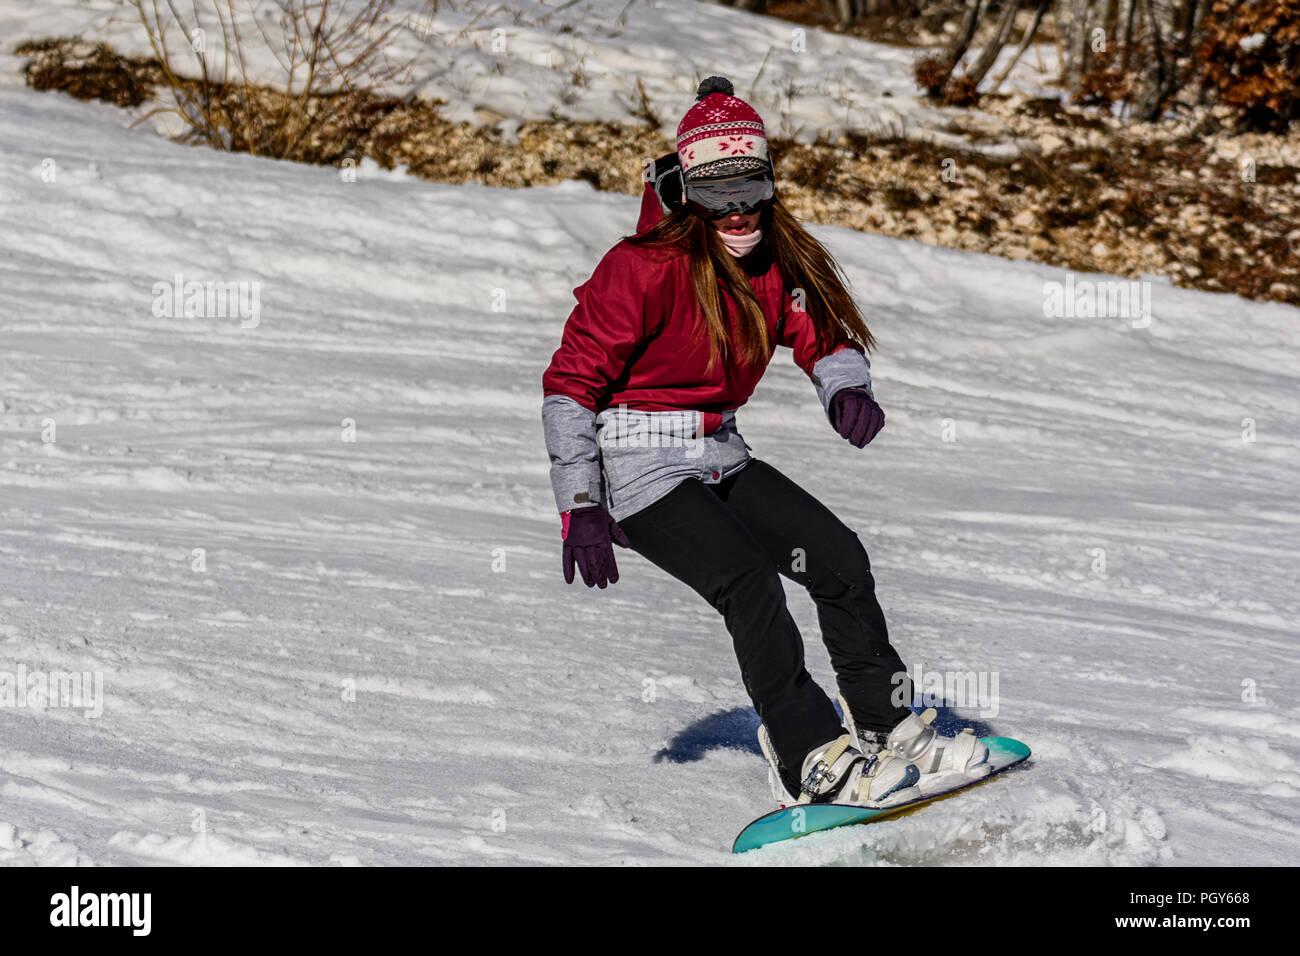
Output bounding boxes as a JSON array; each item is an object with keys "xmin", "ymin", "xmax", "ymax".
[{"xmin": 127, "ymin": 0, "xmax": 433, "ymax": 160}]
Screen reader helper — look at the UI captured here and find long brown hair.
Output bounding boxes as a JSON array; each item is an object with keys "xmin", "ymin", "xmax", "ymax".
[{"xmin": 624, "ymin": 194, "xmax": 876, "ymax": 372}]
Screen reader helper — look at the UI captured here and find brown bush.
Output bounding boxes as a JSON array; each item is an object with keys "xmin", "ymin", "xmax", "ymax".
[
  {"xmin": 1073, "ymin": 42, "xmax": 1137, "ymax": 110},
  {"xmin": 942, "ymin": 74, "xmax": 980, "ymax": 107},
  {"xmin": 913, "ymin": 52, "xmax": 950, "ymax": 98},
  {"xmin": 913, "ymin": 52, "xmax": 979, "ymax": 107},
  {"xmin": 1195, "ymin": 0, "xmax": 1300, "ymax": 131}
]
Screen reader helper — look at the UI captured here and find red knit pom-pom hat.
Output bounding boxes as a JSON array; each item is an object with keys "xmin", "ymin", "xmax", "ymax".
[{"xmin": 676, "ymin": 76, "xmax": 770, "ymax": 183}]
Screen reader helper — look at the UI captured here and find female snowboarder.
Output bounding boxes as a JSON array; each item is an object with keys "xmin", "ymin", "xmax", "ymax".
[{"xmin": 541, "ymin": 77, "xmax": 989, "ymax": 807}]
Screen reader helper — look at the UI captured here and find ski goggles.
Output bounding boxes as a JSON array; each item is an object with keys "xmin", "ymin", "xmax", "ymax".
[{"xmin": 683, "ymin": 173, "xmax": 775, "ymax": 218}]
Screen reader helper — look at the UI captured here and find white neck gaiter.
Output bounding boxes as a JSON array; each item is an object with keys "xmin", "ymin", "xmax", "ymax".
[{"xmin": 719, "ymin": 227, "xmax": 763, "ymax": 258}]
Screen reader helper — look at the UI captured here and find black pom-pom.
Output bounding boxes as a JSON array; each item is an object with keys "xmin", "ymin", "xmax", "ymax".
[{"xmin": 696, "ymin": 76, "xmax": 734, "ymax": 101}]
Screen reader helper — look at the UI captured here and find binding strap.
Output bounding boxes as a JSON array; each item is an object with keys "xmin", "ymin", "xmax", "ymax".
[{"xmin": 796, "ymin": 734, "xmax": 855, "ymax": 804}]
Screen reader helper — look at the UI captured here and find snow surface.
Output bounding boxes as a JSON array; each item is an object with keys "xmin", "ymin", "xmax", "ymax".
[
  {"xmin": 0, "ymin": 0, "xmax": 1056, "ymax": 146},
  {"xmin": 1, "ymin": 25, "xmax": 1298, "ymax": 866}
]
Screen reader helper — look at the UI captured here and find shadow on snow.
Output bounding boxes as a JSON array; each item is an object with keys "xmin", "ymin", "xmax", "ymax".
[{"xmin": 652, "ymin": 700, "xmax": 1003, "ymax": 764}]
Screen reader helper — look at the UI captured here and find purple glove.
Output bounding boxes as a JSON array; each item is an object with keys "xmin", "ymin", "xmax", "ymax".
[
  {"xmin": 830, "ymin": 387, "xmax": 885, "ymax": 447},
  {"xmin": 561, "ymin": 505, "xmax": 630, "ymax": 589}
]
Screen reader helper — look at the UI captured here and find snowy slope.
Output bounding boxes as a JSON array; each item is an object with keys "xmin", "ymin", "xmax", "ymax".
[
  {"xmin": 0, "ymin": 0, "xmax": 1055, "ymax": 146},
  {"xmin": 1, "ymin": 83, "xmax": 1299, "ymax": 866}
]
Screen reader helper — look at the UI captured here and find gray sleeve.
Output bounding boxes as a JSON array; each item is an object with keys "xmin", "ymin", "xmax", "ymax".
[
  {"xmin": 542, "ymin": 393, "xmax": 604, "ymax": 513},
  {"xmin": 810, "ymin": 347, "xmax": 874, "ymax": 424}
]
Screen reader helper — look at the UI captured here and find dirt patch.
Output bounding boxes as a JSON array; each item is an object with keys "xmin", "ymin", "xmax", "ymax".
[{"xmin": 18, "ymin": 38, "xmax": 159, "ymax": 107}]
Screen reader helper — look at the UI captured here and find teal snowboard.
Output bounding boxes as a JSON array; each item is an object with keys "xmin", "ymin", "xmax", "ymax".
[{"xmin": 732, "ymin": 736, "xmax": 1031, "ymax": 854}]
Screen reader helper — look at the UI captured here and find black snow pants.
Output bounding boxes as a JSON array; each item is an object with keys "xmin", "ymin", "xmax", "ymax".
[{"xmin": 617, "ymin": 458, "xmax": 914, "ymax": 795}]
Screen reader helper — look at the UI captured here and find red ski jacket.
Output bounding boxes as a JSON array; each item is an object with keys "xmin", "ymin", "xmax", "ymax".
[
  {"xmin": 542, "ymin": 182, "xmax": 864, "ymax": 436},
  {"xmin": 540, "ymin": 181, "xmax": 873, "ymax": 520}
]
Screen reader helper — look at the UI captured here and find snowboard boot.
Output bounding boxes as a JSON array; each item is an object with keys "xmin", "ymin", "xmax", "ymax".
[
  {"xmin": 757, "ymin": 725, "xmax": 920, "ymax": 808},
  {"xmin": 838, "ymin": 694, "xmax": 991, "ymax": 782}
]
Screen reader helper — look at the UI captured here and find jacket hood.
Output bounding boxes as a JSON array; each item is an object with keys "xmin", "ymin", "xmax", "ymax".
[{"xmin": 636, "ymin": 179, "xmax": 665, "ymax": 235}]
